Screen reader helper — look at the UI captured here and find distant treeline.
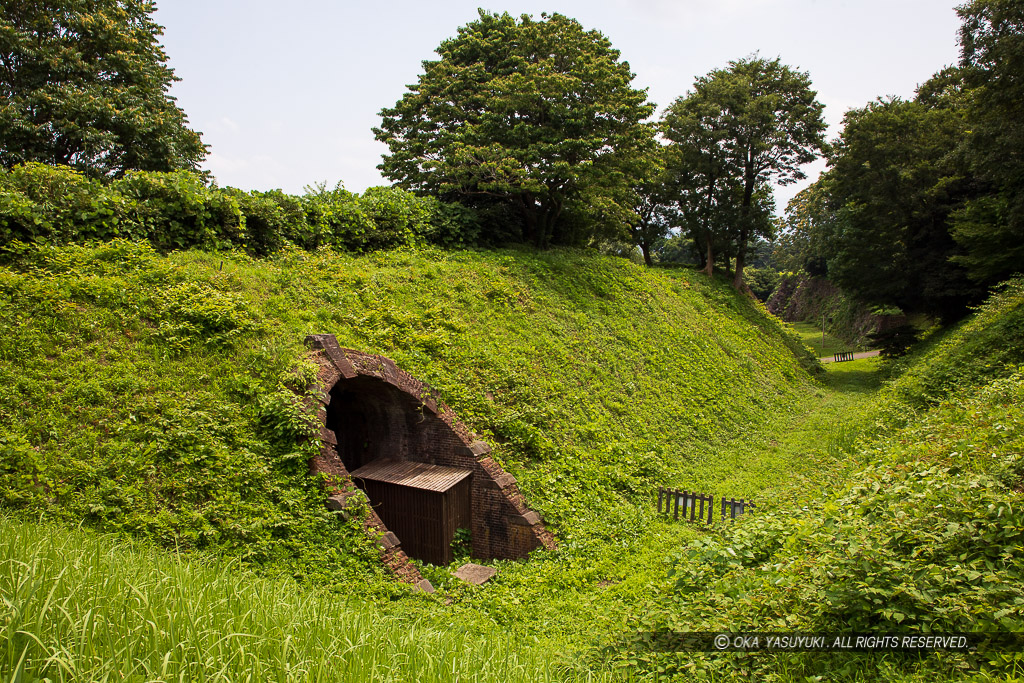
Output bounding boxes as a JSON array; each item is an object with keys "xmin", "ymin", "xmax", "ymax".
[{"xmin": 0, "ymin": 163, "xmax": 482, "ymax": 255}]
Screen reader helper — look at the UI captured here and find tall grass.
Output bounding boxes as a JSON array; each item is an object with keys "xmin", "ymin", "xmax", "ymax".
[{"xmin": 0, "ymin": 514, "xmax": 608, "ymax": 682}]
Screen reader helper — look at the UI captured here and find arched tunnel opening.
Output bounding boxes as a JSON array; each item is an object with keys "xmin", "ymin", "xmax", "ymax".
[
  {"xmin": 326, "ymin": 375, "xmax": 473, "ymax": 565},
  {"xmin": 305, "ymin": 335, "xmax": 555, "ymax": 573},
  {"xmin": 326, "ymin": 375, "xmax": 424, "ymax": 473}
]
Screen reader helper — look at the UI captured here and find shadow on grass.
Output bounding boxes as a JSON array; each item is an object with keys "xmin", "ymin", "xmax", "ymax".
[{"xmin": 823, "ymin": 359, "xmax": 883, "ymax": 394}]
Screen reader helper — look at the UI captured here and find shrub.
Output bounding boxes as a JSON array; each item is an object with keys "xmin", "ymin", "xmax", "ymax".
[
  {"xmin": 228, "ymin": 189, "xmax": 309, "ymax": 256},
  {"xmin": 302, "ymin": 182, "xmax": 373, "ymax": 251},
  {"xmin": 111, "ymin": 170, "xmax": 244, "ymax": 252},
  {"xmin": 0, "ymin": 163, "xmax": 124, "ymax": 244}
]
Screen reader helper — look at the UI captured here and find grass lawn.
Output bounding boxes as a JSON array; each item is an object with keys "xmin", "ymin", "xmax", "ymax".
[{"xmin": 790, "ymin": 320, "xmax": 857, "ymax": 357}]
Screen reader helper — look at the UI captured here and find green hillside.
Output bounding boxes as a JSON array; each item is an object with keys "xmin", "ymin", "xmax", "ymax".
[
  {"xmin": 0, "ymin": 241, "xmax": 832, "ymax": 674},
  {"xmin": 0, "ymin": 240, "xmax": 818, "ymax": 557},
  {"xmin": 617, "ymin": 278, "xmax": 1024, "ymax": 681},
  {"xmin": 6, "ymin": 242, "xmax": 1021, "ymax": 681}
]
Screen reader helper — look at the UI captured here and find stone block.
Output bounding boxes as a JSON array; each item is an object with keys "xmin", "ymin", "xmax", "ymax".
[
  {"xmin": 509, "ymin": 510, "xmax": 541, "ymax": 526},
  {"xmin": 454, "ymin": 563, "xmax": 497, "ymax": 585},
  {"xmin": 481, "ymin": 472, "xmax": 516, "ymax": 489}
]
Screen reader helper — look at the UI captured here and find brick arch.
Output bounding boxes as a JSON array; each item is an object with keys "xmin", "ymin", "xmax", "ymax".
[{"xmin": 305, "ymin": 335, "xmax": 555, "ymax": 586}]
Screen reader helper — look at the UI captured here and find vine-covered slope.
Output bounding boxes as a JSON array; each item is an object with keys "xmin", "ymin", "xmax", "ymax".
[{"xmin": 0, "ymin": 241, "xmax": 817, "ymax": 586}]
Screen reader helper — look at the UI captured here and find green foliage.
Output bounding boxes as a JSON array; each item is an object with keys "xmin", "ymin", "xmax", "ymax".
[
  {"xmin": 0, "ymin": 0, "xmax": 206, "ymax": 176},
  {"xmin": 112, "ymin": 170, "xmax": 244, "ymax": 252},
  {"xmin": 374, "ymin": 10, "xmax": 656, "ymax": 247},
  {"xmin": 0, "ymin": 515, "xmax": 595, "ymax": 683},
  {"xmin": 0, "ymin": 164, "xmax": 481, "ymax": 255},
  {"xmin": 227, "ymin": 188, "xmax": 309, "ymax": 256},
  {"xmin": 821, "ymin": 95, "xmax": 980, "ymax": 320},
  {"xmin": 774, "ymin": 182, "xmax": 831, "ymax": 275},
  {"xmin": 743, "ymin": 266, "xmax": 780, "ymax": 301},
  {"xmin": 956, "ymin": 0, "xmax": 1024, "ymax": 285},
  {"xmin": 661, "ymin": 57, "xmax": 826, "ymax": 287},
  {"xmin": 884, "ymin": 276, "xmax": 1024, "ymax": 408},
  {"xmin": 0, "ymin": 163, "xmax": 122, "ymax": 244}
]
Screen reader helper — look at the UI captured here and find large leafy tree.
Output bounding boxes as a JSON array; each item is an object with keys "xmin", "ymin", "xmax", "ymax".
[
  {"xmin": 952, "ymin": 0, "xmax": 1024, "ymax": 284},
  {"xmin": 0, "ymin": 0, "xmax": 206, "ymax": 176},
  {"xmin": 661, "ymin": 100, "xmax": 739, "ymax": 276},
  {"xmin": 373, "ymin": 10, "xmax": 655, "ymax": 248},
  {"xmin": 818, "ymin": 90, "xmax": 981, "ymax": 319},
  {"xmin": 662, "ymin": 57, "xmax": 826, "ymax": 289}
]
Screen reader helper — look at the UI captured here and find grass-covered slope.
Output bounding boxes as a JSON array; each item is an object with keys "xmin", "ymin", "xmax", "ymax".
[
  {"xmin": 0, "ymin": 240, "xmax": 817, "ymax": 584},
  {"xmin": 622, "ymin": 278, "xmax": 1024, "ymax": 682},
  {"xmin": 884, "ymin": 277, "xmax": 1024, "ymax": 409}
]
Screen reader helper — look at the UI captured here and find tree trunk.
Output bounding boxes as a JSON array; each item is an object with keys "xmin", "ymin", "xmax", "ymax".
[
  {"xmin": 641, "ymin": 241, "xmax": 653, "ymax": 267},
  {"xmin": 734, "ymin": 171, "xmax": 755, "ymax": 290},
  {"xmin": 702, "ymin": 235, "xmax": 714, "ymax": 276},
  {"xmin": 733, "ymin": 244, "xmax": 746, "ymax": 289}
]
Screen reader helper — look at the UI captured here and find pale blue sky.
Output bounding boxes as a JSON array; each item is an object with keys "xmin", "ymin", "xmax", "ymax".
[{"xmin": 155, "ymin": 1, "xmax": 963, "ymax": 211}]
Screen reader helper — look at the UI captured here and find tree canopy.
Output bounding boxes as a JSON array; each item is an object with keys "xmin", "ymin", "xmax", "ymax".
[
  {"xmin": 951, "ymin": 0, "xmax": 1024, "ymax": 284},
  {"xmin": 0, "ymin": 0, "xmax": 206, "ymax": 177},
  {"xmin": 815, "ymin": 93, "xmax": 980, "ymax": 319},
  {"xmin": 373, "ymin": 10, "xmax": 656, "ymax": 248},
  {"xmin": 661, "ymin": 57, "xmax": 826, "ymax": 287}
]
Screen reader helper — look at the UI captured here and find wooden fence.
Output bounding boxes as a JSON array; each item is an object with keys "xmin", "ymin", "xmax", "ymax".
[
  {"xmin": 657, "ymin": 487, "xmax": 755, "ymax": 525},
  {"xmin": 721, "ymin": 497, "xmax": 756, "ymax": 519},
  {"xmin": 834, "ymin": 351, "xmax": 855, "ymax": 363}
]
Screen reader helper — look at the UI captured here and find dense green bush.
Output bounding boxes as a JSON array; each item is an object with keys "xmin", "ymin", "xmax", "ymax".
[
  {"xmin": 227, "ymin": 189, "xmax": 309, "ymax": 256},
  {"xmin": 111, "ymin": 170, "xmax": 244, "ymax": 252},
  {"xmin": 0, "ymin": 164, "xmax": 481, "ymax": 255},
  {"xmin": 0, "ymin": 163, "xmax": 123, "ymax": 244}
]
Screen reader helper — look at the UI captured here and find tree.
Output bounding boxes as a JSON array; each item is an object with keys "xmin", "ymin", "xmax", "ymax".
[
  {"xmin": 627, "ymin": 148, "xmax": 681, "ymax": 266},
  {"xmin": 0, "ymin": 0, "xmax": 206, "ymax": 176},
  {"xmin": 662, "ymin": 57, "xmax": 826, "ymax": 289},
  {"xmin": 819, "ymin": 93, "xmax": 980, "ymax": 319},
  {"xmin": 773, "ymin": 181, "xmax": 832, "ymax": 275},
  {"xmin": 373, "ymin": 10, "xmax": 655, "ymax": 248},
  {"xmin": 953, "ymin": 0, "xmax": 1024, "ymax": 284},
  {"xmin": 662, "ymin": 99, "xmax": 740, "ymax": 276}
]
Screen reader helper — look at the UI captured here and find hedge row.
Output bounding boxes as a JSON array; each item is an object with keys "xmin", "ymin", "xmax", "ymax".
[{"xmin": 0, "ymin": 163, "xmax": 480, "ymax": 255}]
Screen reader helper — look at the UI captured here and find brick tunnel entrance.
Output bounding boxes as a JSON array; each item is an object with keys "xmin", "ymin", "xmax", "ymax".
[
  {"xmin": 326, "ymin": 375, "xmax": 475, "ymax": 565},
  {"xmin": 306, "ymin": 335, "xmax": 555, "ymax": 570}
]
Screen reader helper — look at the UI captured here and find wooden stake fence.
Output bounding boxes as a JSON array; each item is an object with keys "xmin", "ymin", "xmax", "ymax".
[
  {"xmin": 657, "ymin": 488, "xmax": 756, "ymax": 524},
  {"xmin": 657, "ymin": 487, "xmax": 714, "ymax": 524},
  {"xmin": 721, "ymin": 497, "xmax": 756, "ymax": 519}
]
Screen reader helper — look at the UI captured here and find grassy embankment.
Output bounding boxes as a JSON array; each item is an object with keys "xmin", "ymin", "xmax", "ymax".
[
  {"xmin": 9, "ymin": 242, "xmax": 1019, "ymax": 682},
  {"xmin": 614, "ymin": 278, "xmax": 1024, "ymax": 682},
  {"xmin": 0, "ymin": 241, "xmax": 850, "ymax": 680}
]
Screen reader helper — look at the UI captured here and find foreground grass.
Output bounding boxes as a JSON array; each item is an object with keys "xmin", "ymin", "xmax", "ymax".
[{"xmin": 0, "ymin": 514, "xmax": 609, "ymax": 683}]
